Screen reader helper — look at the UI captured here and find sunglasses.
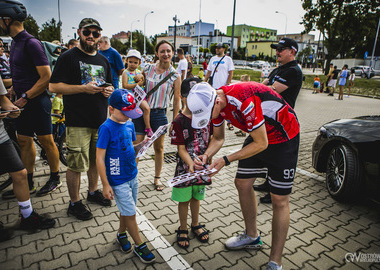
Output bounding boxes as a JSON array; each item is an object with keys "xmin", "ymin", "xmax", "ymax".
[
  {"xmin": 82, "ymin": 29, "xmax": 100, "ymax": 38},
  {"xmin": 276, "ymin": 47, "xmax": 290, "ymax": 53}
]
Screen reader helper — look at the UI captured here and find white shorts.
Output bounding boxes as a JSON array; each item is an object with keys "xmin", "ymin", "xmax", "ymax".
[{"xmin": 328, "ymin": 79, "xmax": 337, "ymax": 88}]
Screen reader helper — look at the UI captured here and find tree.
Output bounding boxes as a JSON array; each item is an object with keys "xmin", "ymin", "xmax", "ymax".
[
  {"xmin": 111, "ymin": 38, "xmax": 128, "ymax": 55},
  {"xmin": 39, "ymin": 18, "xmax": 60, "ymax": 42},
  {"xmin": 24, "ymin": 15, "xmax": 39, "ymax": 38},
  {"xmin": 302, "ymin": 0, "xmax": 380, "ymax": 72}
]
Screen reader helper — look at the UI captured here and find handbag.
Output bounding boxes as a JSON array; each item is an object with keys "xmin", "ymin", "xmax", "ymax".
[{"xmin": 208, "ymin": 55, "xmax": 226, "ymax": 86}]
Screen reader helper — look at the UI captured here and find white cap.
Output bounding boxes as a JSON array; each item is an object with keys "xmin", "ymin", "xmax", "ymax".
[
  {"xmin": 126, "ymin": 49, "xmax": 141, "ymax": 60},
  {"xmin": 187, "ymin": 82, "xmax": 217, "ymax": 129}
]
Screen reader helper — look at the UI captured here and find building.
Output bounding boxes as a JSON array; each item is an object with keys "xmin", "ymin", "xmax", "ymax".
[
  {"xmin": 112, "ymin": 31, "xmax": 130, "ymax": 44},
  {"xmin": 157, "ymin": 36, "xmax": 192, "ymax": 50},
  {"xmin": 246, "ymin": 41, "xmax": 276, "ymax": 59},
  {"xmin": 277, "ymin": 33, "xmax": 315, "ymax": 43},
  {"xmin": 168, "ymin": 20, "xmax": 214, "ymax": 37},
  {"xmin": 227, "ymin": 24, "xmax": 277, "ymax": 48}
]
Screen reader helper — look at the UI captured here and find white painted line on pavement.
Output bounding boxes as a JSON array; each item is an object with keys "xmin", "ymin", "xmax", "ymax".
[
  {"xmin": 136, "ymin": 208, "xmax": 192, "ymax": 270},
  {"xmin": 296, "ymin": 168, "xmax": 325, "ymax": 182}
]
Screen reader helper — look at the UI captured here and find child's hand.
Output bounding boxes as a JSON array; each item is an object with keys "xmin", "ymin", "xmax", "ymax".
[
  {"xmin": 103, "ymin": 185, "xmax": 114, "ymax": 200},
  {"xmin": 188, "ymin": 163, "xmax": 195, "ymax": 173},
  {"xmin": 194, "ymin": 154, "xmax": 208, "ymax": 170},
  {"xmin": 134, "ymin": 74, "xmax": 144, "ymax": 83}
]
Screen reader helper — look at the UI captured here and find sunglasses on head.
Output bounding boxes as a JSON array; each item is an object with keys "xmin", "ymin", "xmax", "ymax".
[{"xmin": 82, "ymin": 29, "xmax": 100, "ymax": 38}]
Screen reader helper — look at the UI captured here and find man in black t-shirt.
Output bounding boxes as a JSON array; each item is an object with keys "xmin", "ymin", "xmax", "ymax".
[
  {"xmin": 256, "ymin": 38, "xmax": 303, "ymax": 203},
  {"xmin": 263, "ymin": 38, "xmax": 303, "ymax": 108},
  {"xmin": 327, "ymin": 66, "xmax": 339, "ymax": 96},
  {"xmin": 50, "ymin": 18, "xmax": 114, "ymax": 221}
]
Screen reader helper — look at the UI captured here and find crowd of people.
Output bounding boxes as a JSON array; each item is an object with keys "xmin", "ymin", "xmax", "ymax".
[{"xmin": 0, "ymin": 0, "xmax": 308, "ymax": 269}]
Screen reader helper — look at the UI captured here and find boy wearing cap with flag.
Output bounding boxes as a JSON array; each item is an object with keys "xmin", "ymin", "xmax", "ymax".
[{"xmin": 96, "ymin": 89, "xmax": 156, "ymax": 263}]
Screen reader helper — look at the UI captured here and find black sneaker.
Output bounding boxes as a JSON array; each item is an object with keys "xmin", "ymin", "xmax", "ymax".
[
  {"xmin": 19, "ymin": 211, "xmax": 55, "ymax": 231},
  {"xmin": 36, "ymin": 176, "xmax": 62, "ymax": 197},
  {"xmin": 116, "ymin": 232, "xmax": 132, "ymax": 253},
  {"xmin": 134, "ymin": 242, "xmax": 156, "ymax": 264},
  {"xmin": 67, "ymin": 200, "xmax": 93, "ymax": 220},
  {"xmin": 87, "ymin": 190, "xmax": 111, "ymax": 206},
  {"xmin": 253, "ymin": 180, "xmax": 270, "ymax": 192},
  {"xmin": 2, "ymin": 186, "xmax": 36, "ymax": 200},
  {"xmin": 0, "ymin": 221, "xmax": 14, "ymax": 242},
  {"xmin": 260, "ymin": 193, "xmax": 272, "ymax": 204}
]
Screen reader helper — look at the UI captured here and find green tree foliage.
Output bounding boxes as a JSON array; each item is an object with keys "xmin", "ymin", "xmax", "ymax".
[
  {"xmin": 302, "ymin": 0, "xmax": 380, "ymax": 69},
  {"xmin": 39, "ymin": 18, "xmax": 60, "ymax": 42},
  {"xmin": 123, "ymin": 30, "xmax": 154, "ymax": 55},
  {"xmin": 111, "ymin": 38, "xmax": 128, "ymax": 55},
  {"xmin": 24, "ymin": 15, "xmax": 39, "ymax": 38}
]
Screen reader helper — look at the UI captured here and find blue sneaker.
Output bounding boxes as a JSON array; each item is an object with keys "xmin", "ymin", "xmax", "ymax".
[
  {"xmin": 225, "ymin": 231, "xmax": 263, "ymax": 250},
  {"xmin": 133, "ymin": 242, "xmax": 156, "ymax": 263},
  {"xmin": 117, "ymin": 232, "xmax": 132, "ymax": 253}
]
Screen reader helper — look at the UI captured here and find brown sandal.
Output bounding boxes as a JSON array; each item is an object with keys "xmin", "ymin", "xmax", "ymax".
[{"xmin": 154, "ymin": 176, "xmax": 164, "ymax": 191}]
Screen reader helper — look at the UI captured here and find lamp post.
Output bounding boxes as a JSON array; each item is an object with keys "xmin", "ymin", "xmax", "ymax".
[
  {"xmin": 57, "ymin": 0, "xmax": 62, "ymax": 43},
  {"xmin": 230, "ymin": 0, "xmax": 236, "ymax": 59},
  {"xmin": 197, "ymin": 0, "xmax": 201, "ymax": 65},
  {"xmin": 275, "ymin": 11, "xmax": 287, "ymax": 37},
  {"xmin": 368, "ymin": 17, "xmax": 380, "ymax": 78},
  {"xmin": 130, "ymin": 19, "xmax": 140, "ymax": 49},
  {"xmin": 172, "ymin": 15, "xmax": 180, "ymax": 66},
  {"xmin": 143, "ymin": 11, "xmax": 154, "ymax": 55}
]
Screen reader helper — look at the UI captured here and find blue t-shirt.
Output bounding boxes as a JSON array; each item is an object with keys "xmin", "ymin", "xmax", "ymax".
[
  {"xmin": 96, "ymin": 118, "xmax": 137, "ymax": 186},
  {"xmin": 99, "ymin": 47, "xmax": 124, "ymax": 89}
]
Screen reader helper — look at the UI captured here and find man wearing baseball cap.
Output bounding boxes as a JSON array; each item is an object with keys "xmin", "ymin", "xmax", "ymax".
[
  {"xmin": 187, "ymin": 81, "xmax": 300, "ymax": 270},
  {"xmin": 50, "ymin": 18, "xmax": 114, "ymax": 221},
  {"xmin": 256, "ymin": 37, "xmax": 303, "ymax": 203},
  {"xmin": 204, "ymin": 43, "xmax": 235, "ymax": 89}
]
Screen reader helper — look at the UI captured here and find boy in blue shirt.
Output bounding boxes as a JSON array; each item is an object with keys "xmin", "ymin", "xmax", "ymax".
[{"xmin": 96, "ymin": 89, "xmax": 155, "ymax": 263}]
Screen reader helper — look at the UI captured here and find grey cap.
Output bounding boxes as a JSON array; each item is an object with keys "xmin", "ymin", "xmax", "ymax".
[
  {"xmin": 79, "ymin": 18, "xmax": 102, "ymax": 30},
  {"xmin": 216, "ymin": 43, "xmax": 226, "ymax": 49}
]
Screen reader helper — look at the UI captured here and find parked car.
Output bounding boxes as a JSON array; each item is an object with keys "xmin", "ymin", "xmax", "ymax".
[
  {"xmin": 248, "ymin": 60, "xmax": 266, "ymax": 68},
  {"xmin": 312, "ymin": 115, "xmax": 380, "ymax": 202},
  {"xmin": 351, "ymin": 66, "xmax": 375, "ymax": 79}
]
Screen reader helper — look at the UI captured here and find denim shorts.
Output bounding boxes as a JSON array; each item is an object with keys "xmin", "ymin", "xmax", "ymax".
[
  {"xmin": 112, "ymin": 175, "xmax": 139, "ymax": 216},
  {"xmin": 132, "ymin": 108, "xmax": 168, "ymax": 135}
]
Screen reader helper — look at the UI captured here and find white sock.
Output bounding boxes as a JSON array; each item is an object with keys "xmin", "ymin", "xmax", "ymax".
[
  {"xmin": 18, "ymin": 199, "xmax": 33, "ymax": 218},
  {"xmin": 268, "ymin": 261, "xmax": 283, "ymax": 270}
]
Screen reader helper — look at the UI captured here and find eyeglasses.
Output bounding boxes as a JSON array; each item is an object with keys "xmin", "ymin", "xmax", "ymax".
[
  {"xmin": 276, "ymin": 47, "xmax": 290, "ymax": 53},
  {"xmin": 82, "ymin": 29, "xmax": 100, "ymax": 38}
]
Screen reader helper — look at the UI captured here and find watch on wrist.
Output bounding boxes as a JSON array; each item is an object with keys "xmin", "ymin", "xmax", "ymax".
[
  {"xmin": 223, "ymin": 156, "xmax": 231, "ymax": 166},
  {"xmin": 21, "ymin": 92, "xmax": 29, "ymax": 101}
]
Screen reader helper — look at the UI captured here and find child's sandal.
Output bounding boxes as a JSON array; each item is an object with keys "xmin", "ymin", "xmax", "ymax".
[
  {"xmin": 175, "ymin": 227, "xmax": 190, "ymax": 249},
  {"xmin": 191, "ymin": 224, "xmax": 209, "ymax": 243}
]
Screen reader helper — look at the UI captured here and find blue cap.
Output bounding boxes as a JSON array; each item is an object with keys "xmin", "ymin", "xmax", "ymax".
[{"xmin": 109, "ymin": 89, "xmax": 143, "ymax": 119}]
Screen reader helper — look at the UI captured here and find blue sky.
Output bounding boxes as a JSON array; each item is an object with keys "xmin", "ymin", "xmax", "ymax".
[{"xmin": 24, "ymin": 0, "xmax": 311, "ymax": 43}]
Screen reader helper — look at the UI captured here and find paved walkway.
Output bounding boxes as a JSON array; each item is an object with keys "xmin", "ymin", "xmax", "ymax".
[{"xmin": 1, "ymin": 89, "xmax": 380, "ymax": 270}]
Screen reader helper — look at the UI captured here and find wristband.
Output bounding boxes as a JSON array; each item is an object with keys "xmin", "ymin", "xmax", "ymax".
[{"xmin": 223, "ymin": 156, "xmax": 230, "ymax": 166}]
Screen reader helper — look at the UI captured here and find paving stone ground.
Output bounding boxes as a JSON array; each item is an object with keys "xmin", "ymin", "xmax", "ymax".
[{"xmin": 1, "ymin": 89, "xmax": 380, "ymax": 270}]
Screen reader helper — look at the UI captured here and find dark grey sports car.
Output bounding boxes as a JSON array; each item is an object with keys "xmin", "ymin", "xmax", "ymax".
[{"xmin": 312, "ymin": 116, "xmax": 380, "ymax": 202}]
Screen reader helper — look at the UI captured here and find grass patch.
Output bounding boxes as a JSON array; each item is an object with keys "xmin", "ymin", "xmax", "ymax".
[{"xmin": 191, "ymin": 65, "xmax": 380, "ymax": 98}]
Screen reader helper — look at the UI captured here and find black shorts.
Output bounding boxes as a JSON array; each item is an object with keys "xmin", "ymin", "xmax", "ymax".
[
  {"xmin": 0, "ymin": 139, "xmax": 24, "ymax": 175},
  {"xmin": 16, "ymin": 92, "xmax": 52, "ymax": 137},
  {"xmin": 236, "ymin": 134, "xmax": 300, "ymax": 195}
]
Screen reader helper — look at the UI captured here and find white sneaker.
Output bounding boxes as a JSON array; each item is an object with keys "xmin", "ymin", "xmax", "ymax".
[
  {"xmin": 266, "ymin": 261, "xmax": 283, "ymax": 270},
  {"xmin": 225, "ymin": 231, "xmax": 262, "ymax": 250}
]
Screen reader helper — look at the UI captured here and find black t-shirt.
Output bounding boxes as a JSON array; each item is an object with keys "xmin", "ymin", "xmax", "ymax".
[
  {"xmin": 332, "ymin": 69, "xmax": 340, "ymax": 80},
  {"xmin": 50, "ymin": 47, "xmax": 112, "ymax": 128},
  {"xmin": 267, "ymin": 60, "xmax": 303, "ymax": 108}
]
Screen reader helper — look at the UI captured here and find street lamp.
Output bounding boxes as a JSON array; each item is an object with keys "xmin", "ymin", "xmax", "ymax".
[
  {"xmin": 143, "ymin": 11, "xmax": 154, "ymax": 55},
  {"xmin": 173, "ymin": 15, "xmax": 180, "ymax": 54},
  {"xmin": 275, "ymin": 11, "xmax": 287, "ymax": 37},
  {"xmin": 197, "ymin": 0, "xmax": 201, "ymax": 65},
  {"xmin": 57, "ymin": 0, "xmax": 62, "ymax": 43},
  {"xmin": 130, "ymin": 19, "xmax": 140, "ymax": 49}
]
